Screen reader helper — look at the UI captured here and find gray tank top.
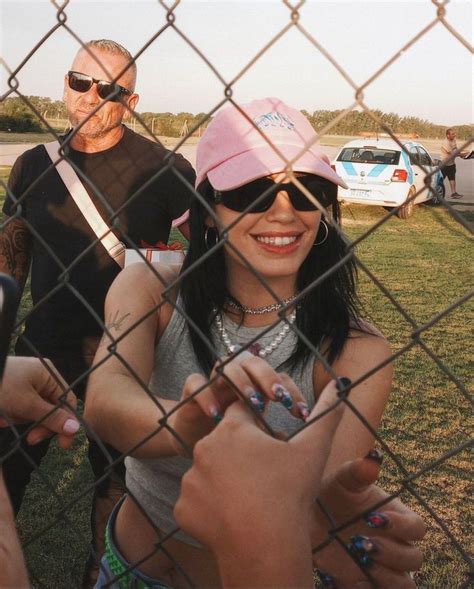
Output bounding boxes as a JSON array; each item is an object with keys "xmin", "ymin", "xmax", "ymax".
[{"xmin": 125, "ymin": 303, "xmax": 316, "ymax": 546}]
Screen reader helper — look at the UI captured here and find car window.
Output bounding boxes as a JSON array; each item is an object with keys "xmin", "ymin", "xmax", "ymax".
[
  {"xmin": 337, "ymin": 148, "xmax": 400, "ymax": 165},
  {"xmin": 408, "ymin": 147, "xmax": 420, "ymax": 165},
  {"xmin": 417, "ymin": 147, "xmax": 432, "ymax": 166}
]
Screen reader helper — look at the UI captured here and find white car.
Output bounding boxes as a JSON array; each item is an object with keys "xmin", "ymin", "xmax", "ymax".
[{"xmin": 332, "ymin": 138, "xmax": 444, "ymax": 218}]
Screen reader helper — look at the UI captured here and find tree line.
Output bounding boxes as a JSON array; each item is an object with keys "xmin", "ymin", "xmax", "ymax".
[{"xmin": 0, "ymin": 96, "xmax": 471, "ymax": 139}]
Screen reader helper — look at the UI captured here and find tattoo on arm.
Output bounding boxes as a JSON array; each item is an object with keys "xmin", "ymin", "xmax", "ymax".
[
  {"xmin": 0, "ymin": 217, "xmax": 32, "ymax": 292},
  {"xmin": 98, "ymin": 311, "xmax": 131, "ymax": 349},
  {"xmin": 105, "ymin": 311, "xmax": 131, "ymax": 332}
]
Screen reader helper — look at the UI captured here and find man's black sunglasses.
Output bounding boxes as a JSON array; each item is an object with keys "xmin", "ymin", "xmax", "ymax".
[
  {"xmin": 213, "ymin": 175, "xmax": 336, "ymax": 213},
  {"xmin": 67, "ymin": 71, "xmax": 132, "ymax": 102}
]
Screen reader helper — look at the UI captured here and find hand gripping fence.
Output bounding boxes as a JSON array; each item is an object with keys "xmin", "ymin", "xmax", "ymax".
[{"xmin": 0, "ymin": 1, "xmax": 472, "ymax": 587}]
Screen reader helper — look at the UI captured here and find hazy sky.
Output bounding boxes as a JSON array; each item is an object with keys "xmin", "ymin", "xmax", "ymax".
[{"xmin": 1, "ymin": 0, "xmax": 472, "ymax": 125}]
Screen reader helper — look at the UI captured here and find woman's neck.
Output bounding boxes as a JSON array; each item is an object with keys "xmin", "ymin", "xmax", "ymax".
[{"xmin": 224, "ymin": 275, "xmax": 298, "ymax": 327}]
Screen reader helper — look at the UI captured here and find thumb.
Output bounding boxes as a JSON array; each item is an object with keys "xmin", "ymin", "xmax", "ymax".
[
  {"xmin": 25, "ymin": 397, "xmax": 80, "ymax": 444},
  {"xmin": 329, "ymin": 457, "xmax": 381, "ymax": 496},
  {"xmin": 289, "ymin": 380, "xmax": 345, "ymax": 484},
  {"xmin": 292, "ymin": 379, "xmax": 344, "ymax": 451}
]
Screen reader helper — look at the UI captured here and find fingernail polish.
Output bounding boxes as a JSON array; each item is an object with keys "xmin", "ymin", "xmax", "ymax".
[
  {"xmin": 316, "ymin": 569, "xmax": 335, "ymax": 587},
  {"xmin": 272, "ymin": 384, "xmax": 293, "ymax": 409},
  {"xmin": 297, "ymin": 402, "xmax": 310, "ymax": 420},
  {"xmin": 349, "ymin": 535, "xmax": 377, "ymax": 567},
  {"xmin": 365, "ymin": 448, "xmax": 384, "ymax": 464},
  {"xmin": 63, "ymin": 419, "xmax": 80, "ymax": 434},
  {"xmin": 336, "ymin": 377, "xmax": 352, "ymax": 397},
  {"xmin": 249, "ymin": 390, "xmax": 265, "ymax": 413},
  {"xmin": 365, "ymin": 512, "xmax": 389, "ymax": 529},
  {"xmin": 210, "ymin": 406, "xmax": 223, "ymax": 424}
]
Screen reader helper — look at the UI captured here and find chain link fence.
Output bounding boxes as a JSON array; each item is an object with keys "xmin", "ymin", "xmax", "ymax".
[{"xmin": 0, "ymin": 0, "xmax": 472, "ymax": 587}]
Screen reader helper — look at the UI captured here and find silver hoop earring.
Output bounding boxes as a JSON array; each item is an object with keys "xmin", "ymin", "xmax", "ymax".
[
  {"xmin": 313, "ymin": 220, "xmax": 329, "ymax": 246},
  {"xmin": 204, "ymin": 226, "xmax": 219, "ymax": 250}
]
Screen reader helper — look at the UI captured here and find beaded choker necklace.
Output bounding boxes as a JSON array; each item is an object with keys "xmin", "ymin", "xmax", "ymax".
[
  {"xmin": 214, "ymin": 310, "xmax": 296, "ymax": 358},
  {"xmin": 225, "ymin": 294, "xmax": 298, "ymax": 316}
]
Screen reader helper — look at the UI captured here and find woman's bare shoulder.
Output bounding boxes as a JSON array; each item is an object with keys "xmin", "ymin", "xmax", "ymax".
[
  {"xmin": 349, "ymin": 319, "xmax": 387, "ymax": 341},
  {"xmin": 107, "ymin": 263, "xmax": 180, "ymax": 307},
  {"xmin": 314, "ymin": 320, "xmax": 392, "ymax": 394}
]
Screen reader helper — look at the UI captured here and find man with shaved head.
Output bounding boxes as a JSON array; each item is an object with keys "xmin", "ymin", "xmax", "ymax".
[{"xmin": 0, "ymin": 40, "xmax": 194, "ymax": 585}]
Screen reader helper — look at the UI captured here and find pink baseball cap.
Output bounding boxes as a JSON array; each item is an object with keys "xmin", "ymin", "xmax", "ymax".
[{"xmin": 196, "ymin": 97, "xmax": 347, "ymax": 190}]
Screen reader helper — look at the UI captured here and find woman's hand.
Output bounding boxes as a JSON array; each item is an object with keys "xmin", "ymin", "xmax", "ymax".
[
  {"xmin": 0, "ymin": 357, "xmax": 79, "ymax": 450},
  {"xmin": 175, "ymin": 380, "xmax": 345, "ymax": 588},
  {"xmin": 311, "ymin": 457, "xmax": 426, "ymax": 588},
  {"xmin": 168, "ymin": 351, "xmax": 311, "ymax": 456}
]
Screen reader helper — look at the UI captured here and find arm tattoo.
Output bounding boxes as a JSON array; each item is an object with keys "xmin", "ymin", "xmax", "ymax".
[
  {"xmin": 105, "ymin": 310, "xmax": 131, "ymax": 332},
  {"xmin": 0, "ymin": 217, "xmax": 32, "ymax": 292},
  {"xmin": 98, "ymin": 311, "xmax": 131, "ymax": 349}
]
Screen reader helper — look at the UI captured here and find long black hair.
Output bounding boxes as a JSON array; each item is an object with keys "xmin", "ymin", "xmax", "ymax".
[{"xmin": 180, "ymin": 176, "xmax": 361, "ymax": 375}]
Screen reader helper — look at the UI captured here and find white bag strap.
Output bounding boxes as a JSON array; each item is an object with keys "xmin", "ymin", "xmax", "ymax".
[{"xmin": 44, "ymin": 141, "xmax": 125, "ymax": 268}]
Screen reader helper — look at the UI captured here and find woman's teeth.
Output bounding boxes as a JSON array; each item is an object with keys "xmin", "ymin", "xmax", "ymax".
[{"xmin": 256, "ymin": 235, "xmax": 297, "ymax": 246}]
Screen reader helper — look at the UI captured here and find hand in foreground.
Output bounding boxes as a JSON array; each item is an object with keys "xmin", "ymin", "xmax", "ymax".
[
  {"xmin": 312, "ymin": 456, "xmax": 426, "ymax": 588},
  {"xmin": 0, "ymin": 357, "xmax": 80, "ymax": 450},
  {"xmin": 174, "ymin": 379, "xmax": 345, "ymax": 588},
  {"xmin": 0, "ymin": 470, "xmax": 29, "ymax": 588},
  {"xmin": 169, "ymin": 351, "xmax": 310, "ymax": 455}
]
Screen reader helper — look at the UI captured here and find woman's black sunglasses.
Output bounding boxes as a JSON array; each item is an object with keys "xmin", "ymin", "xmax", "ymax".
[
  {"xmin": 67, "ymin": 71, "xmax": 132, "ymax": 102},
  {"xmin": 213, "ymin": 175, "xmax": 336, "ymax": 213}
]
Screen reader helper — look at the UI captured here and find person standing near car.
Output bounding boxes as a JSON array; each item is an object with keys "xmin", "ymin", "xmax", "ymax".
[
  {"xmin": 0, "ymin": 38, "xmax": 195, "ymax": 586},
  {"xmin": 441, "ymin": 128, "xmax": 468, "ymax": 199}
]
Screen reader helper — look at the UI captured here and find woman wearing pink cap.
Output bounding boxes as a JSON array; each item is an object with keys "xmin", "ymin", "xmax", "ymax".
[{"xmin": 86, "ymin": 98, "xmax": 424, "ymax": 588}]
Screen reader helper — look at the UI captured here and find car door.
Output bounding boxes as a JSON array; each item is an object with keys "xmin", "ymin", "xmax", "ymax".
[
  {"xmin": 408, "ymin": 145, "xmax": 426, "ymax": 200},
  {"xmin": 416, "ymin": 146, "xmax": 437, "ymax": 202}
]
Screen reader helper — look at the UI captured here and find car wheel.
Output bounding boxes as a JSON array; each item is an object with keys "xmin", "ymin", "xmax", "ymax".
[
  {"xmin": 398, "ymin": 188, "xmax": 415, "ymax": 219},
  {"xmin": 431, "ymin": 181, "xmax": 446, "ymax": 205}
]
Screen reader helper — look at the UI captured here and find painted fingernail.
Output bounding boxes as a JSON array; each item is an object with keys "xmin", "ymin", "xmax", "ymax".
[
  {"xmin": 63, "ymin": 419, "xmax": 80, "ymax": 434},
  {"xmin": 316, "ymin": 569, "xmax": 335, "ymax": 587},
  {"xmin": 210, "ymin": 406, "xmax": 223, "ymax": 424},
  {"xmin": 336, "ymin": 377, "xmax": 352, "ymax": 397},
  {"xmin": 349, "ymin": 535, "xmax": 377, "ymax": 567},
  {"xmin": 365, "ymin": 511, "xmax": 389, "ymax": 529},
  {"xmin": 249, "ymin": 390, "xmax": 265, "ymax": 413},
  {"xmin": 365, "ymin": 448, "xmax": 384, "ymax": 464},
  {"xmin": 272, "ymin": 384, "xmax": 293, "ymax": 409},
  {"xmin": 297, "ymin": 402, "xmax": 310, "ymax": 420}
]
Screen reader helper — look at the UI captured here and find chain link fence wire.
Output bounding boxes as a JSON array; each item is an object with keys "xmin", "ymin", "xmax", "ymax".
[{"xmin": 0, "ymin": 0, "xmax": 472, "ymax": 587}]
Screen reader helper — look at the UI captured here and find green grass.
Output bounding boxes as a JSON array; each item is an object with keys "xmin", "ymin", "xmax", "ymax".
[
  {"xmin": 1, "ymin": 165, "xmax": 472, "ymax": 587},
  {"xmin": 0, "ymin": 131, "xmax": 58, "ymax": 143}
]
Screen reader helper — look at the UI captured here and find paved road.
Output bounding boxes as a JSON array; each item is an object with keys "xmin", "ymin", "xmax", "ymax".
[{"xmin": 1, "ymin": 141, "xmax": 472, "ymax": 207}]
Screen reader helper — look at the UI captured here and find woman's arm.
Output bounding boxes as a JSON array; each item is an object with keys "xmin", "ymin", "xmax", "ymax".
[
  {"xmin": 84, "ymin": 263, "xmax": 180, "ymax": 458},
  {"xmin": 314, "ymin": 324, "xmax": 393, "ymax": 473}
]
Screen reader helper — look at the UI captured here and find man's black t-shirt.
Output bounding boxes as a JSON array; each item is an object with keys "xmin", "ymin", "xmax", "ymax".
[{"xmin": 4, "ymin": 126, "xmax": 195, "ymax": 360}]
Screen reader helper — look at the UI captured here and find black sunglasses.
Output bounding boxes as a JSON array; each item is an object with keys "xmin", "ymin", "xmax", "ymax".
[
  {"xmin": 67, "ymin": 71, "xmax": 132, "ymax": 102},
  {"xmin": 213, "ymin": 175, "xmax": 336, "ymax": 213}
]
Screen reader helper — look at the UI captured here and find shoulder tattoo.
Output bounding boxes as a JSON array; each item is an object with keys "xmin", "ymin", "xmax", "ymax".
[{"xmin": 105, "ymin": 310, "xmax": 131, "ymax": 333}]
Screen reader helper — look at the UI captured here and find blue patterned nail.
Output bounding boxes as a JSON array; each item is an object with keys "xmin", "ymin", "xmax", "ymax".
[
  {"xmin": 336, "ymin": 376, "xmax": 352, "ymax": 397},
  {"xmin": 272, "ymin": 384, "xmax": 293, "ymax": 409},
  {"xmin": 316, "ymin": 569, "xmax": 335, "ymax": 587},
  {"xmin": 210, "ymin": 407, "xmax": 223, "ymax": 424},
  {"xmin": 249, "ymin": 390, "xmax": 265, "ymax": 413},
  {"xmin": 348, "ymin": 535, "xmax": 377, "ymax": 567}
]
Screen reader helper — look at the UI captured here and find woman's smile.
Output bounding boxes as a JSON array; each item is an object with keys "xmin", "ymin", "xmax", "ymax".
[{"xmin": 251, "ymin": 231, "xmax": 303, "ymax": 254}]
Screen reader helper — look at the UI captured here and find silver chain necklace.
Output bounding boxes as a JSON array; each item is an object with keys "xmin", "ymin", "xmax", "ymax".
[
  {"xmin": 225, "ymin": 294, "xmax": 298, "ymax": 315},
  {"xmin": 214, "ymin": 310, "xmax": 296, "ymax": 358}
]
